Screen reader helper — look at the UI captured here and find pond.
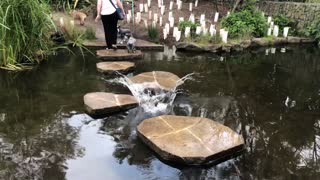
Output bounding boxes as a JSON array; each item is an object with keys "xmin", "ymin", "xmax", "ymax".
[{"xmin": 0, "ymin": 45, "xmax": 319, "ymax": 180}]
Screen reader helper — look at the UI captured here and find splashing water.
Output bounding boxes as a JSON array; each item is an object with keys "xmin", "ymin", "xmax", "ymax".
[{"xmin": 109, "ymin": 72, "xmax": 194, "ymax": 114}]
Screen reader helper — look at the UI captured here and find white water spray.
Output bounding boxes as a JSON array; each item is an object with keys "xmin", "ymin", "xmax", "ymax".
[{"xmin": 109, "ymin": 73, "xmax": 194, "ymax": 114}]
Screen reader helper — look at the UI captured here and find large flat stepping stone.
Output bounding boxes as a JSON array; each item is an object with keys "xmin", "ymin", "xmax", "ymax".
[
  {"xmin": 96, "ymin": 49, "xmax": 143, "ymax": 60},
  {"xmin": 129, "ymin": 71, "xmax": 182, "ymax": 91},
  {"xmin": 96, "ymin": 61, "xmax": 135, "ymax": 74},
  {"xmin": 83, "ymin": 39, "xmax": 164, "ymax": 51},
  {"xmin": 84, "ymin": 92, "xmax": 138, "ymax": 117},
  {"xmin": 137, "ymin": 115, "xmax": 244, "ymax": 165}
]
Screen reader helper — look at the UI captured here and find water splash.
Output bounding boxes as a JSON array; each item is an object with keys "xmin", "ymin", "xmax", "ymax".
[{"xmin": 109, "ymin": 72, "xmax": 194, "ymax": 114}]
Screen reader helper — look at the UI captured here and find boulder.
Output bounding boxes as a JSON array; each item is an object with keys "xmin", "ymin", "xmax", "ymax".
[
  {"xmin": 84, "ymin": 92, "xmax": 138, "ymax": 117},
  {"xmin": 137, "ymin": 115, "xmax": 244, "ymax": 165},
  {"xmin": 96, "ymin": 61, "xmax": 135, "ymax": 74},
  {"xmin": 129, "ymin": 71, "xmax": 182, "ymax": 91}
]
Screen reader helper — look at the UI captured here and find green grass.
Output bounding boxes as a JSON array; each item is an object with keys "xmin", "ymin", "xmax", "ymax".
[{"xmin": 0, "ymin": 0, "xmax": 56, "ymax": 70}]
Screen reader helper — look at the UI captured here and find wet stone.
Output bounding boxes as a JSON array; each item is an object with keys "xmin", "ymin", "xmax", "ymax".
[
  {"xmin": 96, "ymin": 49, "xmax": 143, "ymax": 61},
  {"xmin": 96, "ymin": 61, "xmax": 135, "ymax": 74},
  {"xmin": 129, "ymin": 71, "xmax": 182, "ymax": 91},
  {"xmin": 84, "ymin": 92, "xmax": 138, "ymax": 117},
  {"xmin": 137, "ymin": 115, "xmax": 244, "ymax": 165}
]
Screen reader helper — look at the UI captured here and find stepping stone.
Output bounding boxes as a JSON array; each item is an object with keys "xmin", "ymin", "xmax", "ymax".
[
  {"xmin": 83, "ymin": 39, "xmax": 164, "ymax": 51},
  {"xmin": 96, "ymin": 49, "xmax": 143, "ymax": 61},
  {"xmin": 137, "ymin": 115, "xmax": 244, "ymax": 165},
  {"xmin": 129, "ymin": 71, "xmax": 182, "ymax": 91},
  {"xmin": 84, "ymin": 92, "xmax": 138, "ymax": 117},
  {"xmin": 96, "ymin": 61, "xmax": 135, "ymax": 74}
]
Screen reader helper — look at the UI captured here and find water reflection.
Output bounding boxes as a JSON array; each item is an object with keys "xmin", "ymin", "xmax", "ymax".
[{"xmin": 0, "ymin": 45, "xmax": 319, "ymax": 179}]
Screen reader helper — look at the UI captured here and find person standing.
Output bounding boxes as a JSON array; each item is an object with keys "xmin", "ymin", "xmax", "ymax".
[{"xmin": 95, "ymin": 0, "xmax": 125, "ymax": 50}]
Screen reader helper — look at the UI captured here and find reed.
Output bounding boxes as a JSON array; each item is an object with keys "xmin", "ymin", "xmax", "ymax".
[{"xmin": 0, "ymin": 0, "xmax": 56, "ymax": 70}]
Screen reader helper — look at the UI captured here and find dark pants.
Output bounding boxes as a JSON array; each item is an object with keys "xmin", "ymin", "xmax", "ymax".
[{"xmin": 101, "ymin": 12, "xmax": 118, "ymax": 49}]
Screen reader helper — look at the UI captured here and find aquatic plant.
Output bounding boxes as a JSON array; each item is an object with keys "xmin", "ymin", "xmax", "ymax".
[{"xmin": 0, "ymin": 0, "xmax": 56, "ymax": 70}]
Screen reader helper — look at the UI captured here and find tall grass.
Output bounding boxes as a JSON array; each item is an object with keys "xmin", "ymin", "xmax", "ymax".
[{"xmin": 0, "ymin": 0, "xmax": 56, "ymax": 70}]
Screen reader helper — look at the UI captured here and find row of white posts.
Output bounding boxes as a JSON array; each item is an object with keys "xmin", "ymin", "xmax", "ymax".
[{"xmin": 267, "ymin": 16, "xmax": 290, "ymax": 38}]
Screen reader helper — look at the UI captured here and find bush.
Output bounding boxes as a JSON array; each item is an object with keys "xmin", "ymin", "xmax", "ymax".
[
  {"xmin": 84, "ymin": 26, "xmax": 96, "ymax": 40},
  {"xmin": 273, "ymin": 15, "xmax": 297, "ymax": 35},
  {"xmin": 178, "ymin": 21, "xmax": 198, "ymax": 32},
  {"xmin": 304, "ymin": 18, "xmax": 320, "ymax": 46},
  {"xmin": 221, "ymin": 10, "xmax": 268, "ymax": 38},
  {"xmin": 147, "ymin": 25, "xmax": 159, "ymax": 43},
  {"xmin": 0, "ymin": 0, "xmax": 55, "ymax": 69}
]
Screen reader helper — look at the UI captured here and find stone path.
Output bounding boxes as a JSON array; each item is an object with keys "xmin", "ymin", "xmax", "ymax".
[
  {"xmin": 96, "ymin": 61, "xmax": 135, "ymax": 74},
  {"xmin": 84, "ymin": 92, "xmax": 138, "ymax": 117},
  {"xmin": 96, "ymin": 49, "xmax": 143, "ymax": 60},
  {"xmin": 84, "ymin": 39, "xmax": 164, "ymax": 51},
  {"xmin": 129, "ymin": 71, "xmax": 182, "ymax": 91},
  {"xmin": 137, "ymin": 115, "xmax": 244, "ymax": 165}
]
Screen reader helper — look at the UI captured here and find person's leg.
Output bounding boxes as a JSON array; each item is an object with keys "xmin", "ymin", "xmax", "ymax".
[
  {"xmin": 101, "ymin": 15, "xmax": 111, "ymax": 49},
  {"xmin": 109, "ymin": 12, "xmax": 119, "ymax": 47}
]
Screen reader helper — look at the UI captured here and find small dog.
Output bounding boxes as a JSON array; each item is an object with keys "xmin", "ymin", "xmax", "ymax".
[
  {"xmin": 117, "ymin": 26, "xmax": 132, "ymax": 44},
  {"xmin": 127, "ymin": 36, "xmax": 136, "ymax": 53},
  {"xmin": 70, "ymin": 10, "xmax": 87, "ymax": 26}
]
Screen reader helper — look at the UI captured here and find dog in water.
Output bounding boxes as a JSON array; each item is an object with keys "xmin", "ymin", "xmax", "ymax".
[{"xmin": 70, "ymin": 10, "xmax": 87, "ymax": 26}]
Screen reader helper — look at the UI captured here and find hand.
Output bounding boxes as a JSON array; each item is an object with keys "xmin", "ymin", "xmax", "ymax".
[{"xmin": 95, "ymin": 15, "xmax": 101, "ymax": 22}]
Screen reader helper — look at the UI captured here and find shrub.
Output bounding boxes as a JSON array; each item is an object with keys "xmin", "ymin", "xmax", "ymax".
[
  {"xmin": 304, "ymin": 18, "xmax": 320, "ymax": 46},
  {"xmin": 178, "ymin": 20, "xmax": 198, "ymax": 32},
  {"xmin": 147, "ymin": 25, "xmax": 159, "ymax": 43},
  {"xmin": 221, "ymin": 10, "xmax": 268, "ymax": 38},
  {"xmin": 84, "ymin": 26, "xmax": 96, "ymax": 40},
  {"xmin": 273, "ymin": 15, "xmax": 297, "ymax": 35}
]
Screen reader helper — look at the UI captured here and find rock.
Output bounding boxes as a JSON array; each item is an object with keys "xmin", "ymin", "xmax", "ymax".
[
  {"xmin": 96, "ymin": 49, "xmax": 143, "ymax": 60},
  {"xmin": 175, "ymin": 42, "xmax": 206, "ymax": 52},
  {"xmin": 251, "ymin": 38, "xmax": 271, "ymax": 46},
  {"xmin": 137, "ymin": 115, "xmax": 244, "ymax": 165},
  {"xmin": 84, "ymin": 92, "xmax": 138, "ymax": 117},
  {"xmin": 96, "ymin": 61, "xmax": 135, "ymax": 74},
  {"xmin": 129, "ymin": 71, "xmax": 182, "ymax": 91}
]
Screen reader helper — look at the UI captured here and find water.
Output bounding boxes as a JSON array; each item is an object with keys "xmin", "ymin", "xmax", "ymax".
[{"xmin": 0, "ymin": 45, "xmax": 319, "ymax": 179}]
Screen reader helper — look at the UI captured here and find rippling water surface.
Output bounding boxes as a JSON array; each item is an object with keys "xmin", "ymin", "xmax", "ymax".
[{"xmin": 0, "ymin": 45, "xmax": 319, "ymax": 180}]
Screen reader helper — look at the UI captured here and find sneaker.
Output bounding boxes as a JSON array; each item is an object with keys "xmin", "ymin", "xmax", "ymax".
[{"xmin": 112, "ymin": 45, "xmax": 117, "ymax": 51}]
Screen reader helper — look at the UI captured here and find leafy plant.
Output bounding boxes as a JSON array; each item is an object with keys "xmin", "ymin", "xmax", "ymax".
[
  {"xmin": 147, "ymin": 25, "xmax": 159, "ymax": 43},
  {"xmin": 304, "ymin": 18, "xmax": 320, "ymax": 46},
  {"xmin": 221, "ymin": 10, "xmax": 268, "ymax": 38},
  {"xmin": 273, "ymin": 14, "xmax": 297, "ymax": 35}
]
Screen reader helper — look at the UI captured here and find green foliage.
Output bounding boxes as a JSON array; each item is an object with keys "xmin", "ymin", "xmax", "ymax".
[
  {"xmin": 178, "ymin": 21, "xmax": 199, "ymax": 32},
  {"xmin": 221, "ymin": 10, "xmax": 268, "ymax": 38},
  {"xmin": 0, "ymin": 0, "xmax": 56, "ymax": 70},
  {"xmin": 84, "ymin": 26, "xmax": 96, "ymax": 40},
  {"xmin": 304, "ymin": 18, "xmax": 320, "ymax": 45},
  {"xmin": 273, "ymin": 15, "xmax": 297, "ymax": 35},
  {"xmin": 186, "ymin": 33, "xmax": 222, "ymax": 45},
  {"xmin": 44, "ymin": 0, "xmax": 95, "ymax": 11},
  {"xmin": 147, "ymin": 25, "xmax": 159, "ymax": 43}
]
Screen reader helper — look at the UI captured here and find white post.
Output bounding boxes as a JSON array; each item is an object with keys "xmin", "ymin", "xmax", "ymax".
[
  {"xmin": 267, "ymin": 16, "xmax": 272, "ymax": 24},
  {"xmin": 136, "ymin": 12, "xmax": 141, "ymax": 23},
  {"xmin": 283, "ymin": 27, "xmax": 290, "ymax": 38},
  {"xmin": 165, "ymin": 23, "xmax": 170, "ymax": 35},
  {"xmin": 221, "ymin": 30, "xmax": 228, "ymax": 43},
  {"xmin": 173, "ymin": 27, "xmax": 178, "ymax": 37},
  {"xmin": 143, "ymin": 19, "xmax": 148, "ymax": 28},
  {"xmin": 227, "ymin": 11, "xmax": 230, "ymax": 17},
  {"xmin": 169, "ymin": 17, "xmax": 175, "ymax": 27},
  {"xmin": 175, "ymin": 31, "xmax": 181, "ymax": 41},
  {"xmin": 139, "ymin": 4, "xmax": 144, "ymax": 13},
  {"xmin": 149, "ymin": 11, "xmax": 152, "ymax": 20},
  {"xmin": 163, "ymin": 28, "xmax": 168, "ymax": 39},
  {"xmin": 158, "ymin": 0, "xmax": 161, "ymax": 8},
  {"xmin": 159, "ymin": 16, "xmax": 163, "ymax": 26},
  {"xmin": 271, "ymin": 48, "xmax": 276, "ymax": 54},
  {"xmin": 126, "ymin": 14, "xmax": 131, "ymax": 23},
  {"xmin": 169, "ymin": 1, "xmax": 174, "ymax": 10},
  {"xmin": 177, "ymin": 0, "xmax": 182, "ymax": 10},
  {"xmin": 273, "ymin": 25, "xmax": 279, "ymax": 37},
  {"xmin": 152, "ymin": 20, "xmax": 156, "ymax": 28},
  {"xmin": 200, "ymin": 14, "xmax": 205, "ymax": 24},
  {"xmin": 179, "ymin": 17, "xmax": 184, "ymax": 22},
  {"xmin": 270, "ymin": 21, "xmax": 274, "ymax": 29},
  {"xmin": 144, "ymin": 4, "xmax": 149, "ymax": 13},
  {"xmin": 195, "ymin": 0, "xmax": 198, "ymax": 7},
  {"xmin": 161, "ymin": 5, "xmax": 165, "ymax": 15},
  {"xmin": 196, "ymin": 26, "xmax": 202, "ymax": 34},
  {"xmin": 168, "ymin": 11, "xmax": 173, "ymax": 21},
  {"xmin": 154, "ymin": 13, "xmax": 158, "ymax": 23},
  {"xmin": 189, "ymin": 13, "xmax": 195, "ymax": 23},
  {"xmin": 189, "ymin": 3, "xmax": 193, "ymax": 12},
  {"xmin": 148, "ymin": 0, "xmax": 151, "ymax": 7},
  {"xmin": 214, "ymin": 12, "xmax": 219, "ymax": 23},
  {"xmin": 185, "ymin": 27, "xmax": 191, "ymax": 37}
]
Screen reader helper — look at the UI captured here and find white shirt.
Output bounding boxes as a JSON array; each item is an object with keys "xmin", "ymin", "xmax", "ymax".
[{"xmin": 101, "ymin": 0, "xmax": 117, "ymax": 15}]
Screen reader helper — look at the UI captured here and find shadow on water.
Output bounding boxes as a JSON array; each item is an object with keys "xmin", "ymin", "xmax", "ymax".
[{"xmin": 0, "ymin": 45, "xmax": 319, "ymax": 179}]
